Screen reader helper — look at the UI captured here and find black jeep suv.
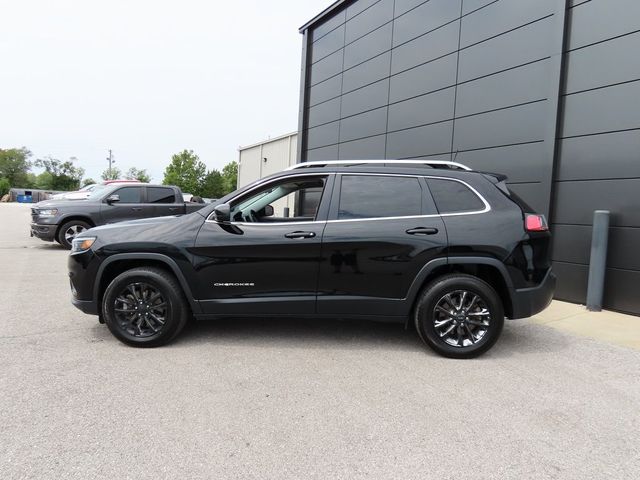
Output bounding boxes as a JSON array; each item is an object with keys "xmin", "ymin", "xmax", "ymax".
[{"xmin": 68, "ymin": 160, "xmax": 555, "ymax": 358}]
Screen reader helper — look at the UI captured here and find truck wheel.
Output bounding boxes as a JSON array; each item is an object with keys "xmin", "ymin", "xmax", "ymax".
[
  {"xmin": 57, "ymin": 220, "xmax": 91, "ymax": 249},
  {"xmin": 414, "ymin": 274, "xmax": 504, "ymax": 359},
  {"xmin": 102, "ymin": 267, "xmax": 189, "ymax": 348}
]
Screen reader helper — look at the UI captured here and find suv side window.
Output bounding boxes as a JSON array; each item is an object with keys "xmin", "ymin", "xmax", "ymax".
[
  {"xmin": 112, "ymin": 186, "xmax": 142, "ymax": 203},
  {"xmin": 229, "ymin": 176, "xmax": 327, "ymax": 223},
  {"xmin": 426, "ymin": 178, "xmax": 485, "ymax": 214},
  {"xmin": 147, "ymin": 187, "xmax": 176, "ymax": 204},
  {"xmin": 338, "ymin": 175, "xmax": 422, "ymax": 220}
]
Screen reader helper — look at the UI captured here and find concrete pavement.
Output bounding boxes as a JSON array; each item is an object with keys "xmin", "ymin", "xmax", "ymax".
[{"xmin": 1, "ymin": 203, "xmax": 639, "ymax": 480}]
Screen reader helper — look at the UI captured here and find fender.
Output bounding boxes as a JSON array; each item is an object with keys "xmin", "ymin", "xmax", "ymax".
[
  {"xmin": 404, "ymin": 256, "xmax": 515, "ymax": 308},
  {"xmin": 94, "ymin": 253, "xmax": 202, "ymax": 314}
]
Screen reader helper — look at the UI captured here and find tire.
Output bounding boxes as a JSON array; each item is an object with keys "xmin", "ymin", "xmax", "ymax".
[
  {"xmin": 102, "ymin": 267, "xmax": 189, "ymax": 348},
  {"xmin": 57, "ymin": 220, "xmax": 91, "ymax": 249},
  {"xmin": 414, "ymin": 274, "xmax": 504, "ymax": 359}
]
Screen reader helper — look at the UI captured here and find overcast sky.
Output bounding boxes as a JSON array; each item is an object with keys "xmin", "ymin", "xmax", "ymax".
[{"xmin": 0, "ymin": 0, "xmax": 330, "ymax": 182}]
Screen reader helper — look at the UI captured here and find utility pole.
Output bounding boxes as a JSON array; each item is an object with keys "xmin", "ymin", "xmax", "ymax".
[{"xmin": 107, "ymin": 149, "xmax": 115, "ymax": 179}]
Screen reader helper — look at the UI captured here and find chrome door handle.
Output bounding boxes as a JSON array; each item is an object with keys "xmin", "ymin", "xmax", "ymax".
[
  {"xmin": 284, "ymin": 231, "xmax": 316, "ymax": 239},
  {"xmin": 406, "ymin": 227, "xmax": 439, "ymax": 235},
  {"xmin": 131, "ymin": 207, "xmax": 143, "ymax": 211}
]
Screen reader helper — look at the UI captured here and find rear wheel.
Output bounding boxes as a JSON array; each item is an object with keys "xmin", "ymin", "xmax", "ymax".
[
  {"xmin": 57, "ymin": 220, "xmax": 91, "ymax": 249},
  {"xmin": 102, "ymin": 267, "xmax": 189, "ymax": 347},
  {"xmin": 414, "ymin": 274, "xmax": 504, "ymax": 359}
]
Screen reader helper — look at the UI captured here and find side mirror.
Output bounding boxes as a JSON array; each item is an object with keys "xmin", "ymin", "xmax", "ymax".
[
  {"xmin": 213, "ymin": 203, "xmax": 231, "ymax": 223},
  {"xmin": 106, "ymin": 194, "xmax": 120, "ymax": 204},
  {"xmin": 263, "ymin": 204, "xmax": 274, "ymax": 217}
]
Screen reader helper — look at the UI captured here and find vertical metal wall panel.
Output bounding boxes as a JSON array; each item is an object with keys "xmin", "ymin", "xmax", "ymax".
[
  {"xmin": 454, "ymin": 142, "xmax": 547, "ymax": 183},
  {"xmin": 308, "ymin": 75, "xmax": 343, "ymax": 106},
  {"xmin": 342, "ymin": 52, "xmax": 391, "ymax": 93},
  {"xmin": 310, "ymin": 25, "xmax": 345, "ymax": 63},
  {"xmin": 392, "ymin": 0, "xmax": 461, "ymax": 47},
  {"xmin": 343, "ymin": 23, "xmax": 393, "ymax": 69},
  {"xmin": 344, "ymin": 0, "xmax": 394, "ymax": 44},
  {"xmin": 389, "ymin": 53, "xmax": 458, "ymax": 102},
  {"xmin": 387, "ymin": 87, "xmax": 456, "ymax": 132},
  {"xmin": 338, "ymin": 135, "xmax": 387, "ymax": 159},
  {"xmin": 557, "ymin": 130, "xmax": 640, "ymax": 181},
  {"xmin": 459, "ymin": 0, "xmax": 555, "ymax": 48},
  {"xmin": 390, "ymin": 21, "xmax": 460, "ymax": 74},
  {"xmin": 564, "ymin": 31, "xmax": 640, "ymax": 95},
  {"xmin": 552, "ymin": 0, "xmax": 640, "ymax": 314},
  {"xmin": 453, "ymin": 60, "xmax": 550, "ymax": 118},
  {"xmin": 299, "ymin": 0, "xmax": 640, "ymax": 314},
  {"xmin": 340, "ymin": 78, "xmax": 390, "ymax": 117},
  {"xmin": 385, "ymin": 121, "xmax": 454, "ymax": 158}
]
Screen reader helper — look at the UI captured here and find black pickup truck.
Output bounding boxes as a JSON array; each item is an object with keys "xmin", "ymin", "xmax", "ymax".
[{"xmin": 30, "ymin": 184, "xmax": 205, "ymax": 249}]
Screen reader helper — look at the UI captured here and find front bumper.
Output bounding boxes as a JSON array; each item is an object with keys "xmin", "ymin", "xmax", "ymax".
[
  {"xmin": 509, "ymin": 268, "xmax": 556, "ymax": 319},
  {"xmin": 30, "ymin": 223, "xmax": 57, "ymax": 242},
  {"xmin": 68, "ymin": 250, "xmax": 101, "ymax": 316},
  {"xmin": 71, "ymin": 297, "xmax": 99, "ymax": 315}
]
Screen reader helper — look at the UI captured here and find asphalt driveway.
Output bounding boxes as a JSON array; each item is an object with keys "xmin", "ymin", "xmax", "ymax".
[{"xmin": 1, "ymin": 203, "xmax": 638, "ymax": 480}]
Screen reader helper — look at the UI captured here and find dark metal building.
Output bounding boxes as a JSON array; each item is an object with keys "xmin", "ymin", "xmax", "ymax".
[{"xmin": 296, "ymin": 0, "xmax": 640, "ymax": 315}]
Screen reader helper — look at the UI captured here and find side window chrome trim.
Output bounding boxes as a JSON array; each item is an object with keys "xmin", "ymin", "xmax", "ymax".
[
  {"xmin": 203, "ymin": 220, "xmax": 327, "ymax": 226},
  {"xmin": 326, "ymin": 214, "xmax": 440, "ymax": 224}
]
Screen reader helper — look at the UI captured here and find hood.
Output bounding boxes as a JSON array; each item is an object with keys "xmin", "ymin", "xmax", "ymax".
[
  {"xmin": 35, "ymin": 200, "xmax": 69, "ymax": 209},
  {"xmin": 35, "ymin": 197, "xmax": 97, "ymax": 208},
  {"xmin": 81, "ymin": 213, "xmax": 202, "ymax": 250},
  {"xmin": 87, "ymin": 215, "xmax": 182, "ymax": 237}
]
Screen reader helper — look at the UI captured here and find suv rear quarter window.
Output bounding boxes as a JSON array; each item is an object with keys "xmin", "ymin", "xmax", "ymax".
[
  {"xmin": 338, "ymin": 175, "xmax": 423, "ymax": 219},
  {"xmin": 426, "ymin": 178, "xmax": 485, "ymax": 214}
]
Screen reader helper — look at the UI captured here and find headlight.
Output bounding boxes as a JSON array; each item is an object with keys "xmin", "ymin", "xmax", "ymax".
[
  {"xmin": 38, "ymin": 208, "xmax": 58, "ymax": 217},
  {"xmin": 71, "ymin": 236, "xmax": 96, "ymax": 254}
]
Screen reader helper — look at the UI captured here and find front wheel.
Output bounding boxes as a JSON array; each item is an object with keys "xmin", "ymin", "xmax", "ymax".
[
  {"xmin": 414, "ymin": 274, "xmax": 504, "ymax": 359},
  {"xmin": 102, "ymin": 267, "xmax": 189, "ymax": 347},
  {"xmin": 57, "ymin": 220, "xmax": 91, "ymax": 249}
]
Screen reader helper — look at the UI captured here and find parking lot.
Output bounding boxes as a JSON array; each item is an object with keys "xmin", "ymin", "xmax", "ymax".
[{"xmin": 1, "ymin": 202, "xmax": 639, "ymax": 480}]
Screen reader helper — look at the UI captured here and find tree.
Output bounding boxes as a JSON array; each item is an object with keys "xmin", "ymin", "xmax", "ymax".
[
  {"xmin": 163, "ymin": 150, "xmax": 207, "ymax": 195},
  {"xmin": 0, "ymin": 148, "xmax": 32, "ymax": 187},
  {"xmin": 35, "ymin": 156, "xmax": 85, "ymax": 191},
  {"xmin": 221, "ymin": 161, "xmax": 238, "ymax": 194},
  {"xmin": 82, "ymin": 178, "xmax": 97, "ymax": 187},
  {"xmin": 125, "ymin": 167, "xmax": 151, "ymax": 183},
  {"xmin": 200, "ymin": 169, "xmax": 225, "ymax": 198},
  {"xmin": 35, "ymin": 171, "xmax": 54, "ymax": 190},
  {"xmin": 101, "ymin": 167, "xmax": 122, "ymax": 181},
  {"xmin": 0, "ymin": 177, "xmax": 10, "ymax": 197}
]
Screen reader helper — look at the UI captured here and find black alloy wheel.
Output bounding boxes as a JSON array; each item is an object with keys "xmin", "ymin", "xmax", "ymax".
[
  {"xmin": 102, "ymin": 267, "xmax": 189, "ymax": 347},
  {"xmin": 113, "ymin": 282, "xmax": 168, "ymax": 338},
  {"xmin": 414, "ymin": 274, "xmax": 504, "ymax": 358}
]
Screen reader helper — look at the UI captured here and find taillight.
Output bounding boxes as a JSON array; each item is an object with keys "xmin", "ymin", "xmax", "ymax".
[{"xmin": 525, "ymin": 214, "xmax": 549, "ymax": 232}]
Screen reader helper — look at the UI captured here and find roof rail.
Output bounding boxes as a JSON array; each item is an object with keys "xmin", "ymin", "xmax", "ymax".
[{"xmin": 286, "ymin": 159, "xmax": 471, "ymax": 171}]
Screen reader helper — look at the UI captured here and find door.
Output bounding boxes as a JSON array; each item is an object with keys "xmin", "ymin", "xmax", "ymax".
[
  {"xmin": 146, "ymin": 186, "xmax": 183, "ymax": 217},
  {"xmin": 191, "ymin": 174, "xmax": 333, "ymax": 315},
  {"xmin": 317, "ymin": 174, "xmax": 448, "ymax": 317},
  {"xmin": 100, "ymin": 186, "xmax": 148, "ymax": 223}
]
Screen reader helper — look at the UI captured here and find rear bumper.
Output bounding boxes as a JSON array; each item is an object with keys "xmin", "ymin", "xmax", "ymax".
[
  {"xmin": 509, "ymin": 268, "xmax": 556, "ymax": 319},
  {"xmin": 30, "ymin": 223, "xmax": 57, "ymax": 241}
]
